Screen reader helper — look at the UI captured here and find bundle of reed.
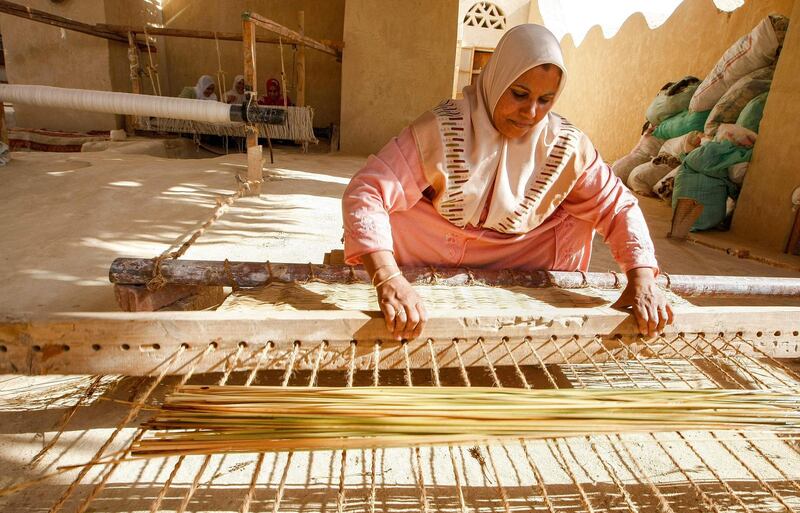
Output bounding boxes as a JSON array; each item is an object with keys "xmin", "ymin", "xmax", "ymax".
[{"xmin": 133, "ymin": 386, "xmax": 800, "ymax": 457}]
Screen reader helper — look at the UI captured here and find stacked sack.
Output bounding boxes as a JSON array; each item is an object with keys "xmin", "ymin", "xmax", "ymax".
[
  {"xmin": 614, "ymin": 77, "xmax": 707, "ymax": 195},
  {"xmin": 615, "ymin": 14, "xmax": 788, "ymax": 232},
  {"xmin": 612, "ymin": 77, "xmax": 701, "ymax": 184},
  {"xmin": 672, "ymin": 14, "xmax": 787, "ymax": 232}
]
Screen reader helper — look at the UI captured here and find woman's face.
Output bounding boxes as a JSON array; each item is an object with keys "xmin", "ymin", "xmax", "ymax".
[
  {"xmin": 203, "ymin": 83, "xmax": 216, "ymax": 97},
  {"xmin": 267, "ymin": 81, "xmax": 280, "ymax": 98},
  {"xmin": 491, "ymin": 65, "xmax": 561, "ymax": 139},
  {"xmin": 235, "ymin": 80, "xmax": 245, "ymax": 94}
]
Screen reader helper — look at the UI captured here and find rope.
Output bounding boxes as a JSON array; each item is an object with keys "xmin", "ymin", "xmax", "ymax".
[
  {"xmin": 214, "ymin": 32, "xmax": 227, "ymax": 103},
  {"xmin": 427, "ymin": 340, "xmax": 469, "ymax": 513},
  {"xmin": 29, "ymin": 376, "xmax": 104, "ymax": 466},
  {"xmin": 147, "ymin": 184, "xmax": 252, "ymax": 290},
  {"xmin": 143, "ymin": 26, "xmax": 162, "ymax": 96},
  {"xmin": 223, "ymin": 258, "xmax": 240, "ymax": 292},
  {"xmin": 48, "ymin": 346, "xmax": 187, "ymax": 513},
  {"xmin": 134, "ymin": 107, "xmax": 318, "ymax": 143},
  {"xmin": 278, "ymin": 37, "xmax": 288, "ymax": 110}
]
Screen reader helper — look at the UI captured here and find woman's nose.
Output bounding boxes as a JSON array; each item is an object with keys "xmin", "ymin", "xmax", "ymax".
[{"xmin": 521, "ymin": 101, "xmax": 536, "ymax": 119}]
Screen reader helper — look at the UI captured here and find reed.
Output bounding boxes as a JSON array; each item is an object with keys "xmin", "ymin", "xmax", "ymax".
[{"xmin": 132, "ymin": 386, "xmax": 800, "ymax": 457}]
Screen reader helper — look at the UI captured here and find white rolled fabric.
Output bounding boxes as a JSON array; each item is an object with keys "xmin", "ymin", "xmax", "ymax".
[{"xmin": 0, "ymin": 84, "xmax": 232, "ymax": 123}]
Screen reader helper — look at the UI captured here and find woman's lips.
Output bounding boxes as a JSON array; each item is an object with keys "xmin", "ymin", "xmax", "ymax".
[{"xmin": 509, "ymin": 119, "xmax": 534, "ymax": 128}]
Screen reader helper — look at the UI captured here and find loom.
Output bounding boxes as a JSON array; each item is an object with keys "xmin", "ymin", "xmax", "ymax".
[
  {"xmin": 0, "ymin": 84, "xmax": 287, "ymax": 126},
  {"xmin": 4, "ymin": 164, "xmax": 800, "ymax": 511},
  {"xmin": 3, "ymin": 150, "xmax": 800, "ymax": 513},
  {"xmin": 2, "ymin": 256, "xmax": 800, "ymax": 512}
]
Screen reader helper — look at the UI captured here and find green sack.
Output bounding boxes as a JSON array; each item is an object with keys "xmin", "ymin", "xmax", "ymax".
[
  {"xmin": 178, "ymin": 86, "xmax": 198, "ymax": 99},
  {"xmin": 654, "ymin": 110, "xmax": 710, "ymax": 140},
  {"xmin": 646, "ymin": 83, "xmax": 699, "ymax": 125},
  {"xmin": 672, "ymin": 141, "xmax": 750, "ymax": 231},
  {"xmin": 684, "ymin": 140, "xmax": 752, "ymax": 178},
  {"xmin": 736, "ymin": 92, "xmax": 769, "ymax": 133}
]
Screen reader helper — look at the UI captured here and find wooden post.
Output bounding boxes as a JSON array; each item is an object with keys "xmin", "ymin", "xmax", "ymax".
[
  {"xmin": 242, "ymin": 17, "xmax": 262, "ymax": 196},
  {"xmin": 297, "ymin": 11, "xmax": 308, "ymax": 152},
  {"xmin": 787, "ymin": 207, "xmax": 800, "ymax": 255},
  {"xmin": 126, "ymin": 32, "xmax": 142, "ymax": 134},
  {"xmin": 296, "ymin": 11, "xmax": 306, "ymax": 108},
  {"xmin": 0, "ymin": 101, "xmax": 8, "ymax": 146}
]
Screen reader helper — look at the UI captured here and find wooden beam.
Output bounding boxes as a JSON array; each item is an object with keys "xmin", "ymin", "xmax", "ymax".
[
  {"xmin": 243, "ymin": 11, "xmax": 341, "ymax": 58},
  {"xmin": 99, "ymin": 23, "xmax": 344, "ymax": 52},
  {"xmin": 0, "ymin": 0, "xmax": 151, "ymax": 50},
  {"xmin": 787, "ymin": 207, "xmax": 800, "ymax": 255},
  {"xmin": 242, "ymin": 19, "xmax": 262, "ymax": 196},
  {"xmin": 125, "ymin": 32, "xmax": 142, "ymax": 133},
  {"xmin": 108, "ymin": 258, "xmax": 800, "ymax": 297},
  {"xmin": 0, "ymin": 101, "xmax": 7, "ymax": 146},
  {"xmin": 1, "ymin": 307, "xmax": 798, "ymax": 375}
]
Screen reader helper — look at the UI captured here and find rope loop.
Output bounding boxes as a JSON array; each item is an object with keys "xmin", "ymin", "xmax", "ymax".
[
  {"xmin": 577, "ymin": 270, "xmax": 590, "ymax": 289},
  {"xmin": 146, "ymin": 255, "xmax": 169, "ymax": 291},
  {"xmin": 264, "ymin": 260, "xmax": 274, "ymax": 284},
  {"xmin": 223, "ymin": 259, "xmax": 240, "ymax": 291},
  {"xmin": 428, "ymin": 266, "xmax": 440, "ymax": 285}
]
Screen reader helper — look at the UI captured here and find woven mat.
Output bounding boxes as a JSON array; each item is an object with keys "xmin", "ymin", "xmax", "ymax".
[{"xmin": 218, "ymin": 282, "xmax": 689, "ymax": 312}]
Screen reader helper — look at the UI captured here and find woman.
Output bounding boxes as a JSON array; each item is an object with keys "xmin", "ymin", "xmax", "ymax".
[
  {"xmin": 179, "ymin": 75, "xmax": 217, "ymax": 101},
  {"xmin": 224, "ymin": 75, "xmax": 246, "ymax": 104},
  {"xmin": 258, "ymin": 78, "xmax": 292, "ymax": 106},
  {"xmin": 342, "ymin": 24, "xmax": 672, "ymax": 341}
]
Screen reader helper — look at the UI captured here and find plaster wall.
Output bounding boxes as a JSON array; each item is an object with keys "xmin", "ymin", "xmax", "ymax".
[
  {"xmin": 731, "ymin": 0, "xmax": 800, "ymax": 251},
  {"xmin": 159, "ymin": 0, "xmax": 344, "ymax": 128},
  {"xmin": 340, "ymin": 0, "xmax": 459, "ymax": 155},
  {"xmin": 545, "ymin": 0, "xmax": 794, "ymax": 162},
  {"xmin": 105, "ymin": 1, "xmax": 163, "ymax": 98},
  {"xmin": 0, "ymin": 0, "xmax": 120, "ymax": 131}
]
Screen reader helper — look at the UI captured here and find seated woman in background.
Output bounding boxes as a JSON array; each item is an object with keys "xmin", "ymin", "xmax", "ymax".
[
  {"xmin": 342, "ymin": 24, "xmax": 673, "ymax": 341},
  {"xmin": 224, "ymin": 75, "xmax": 246, "ymax": 104},
  {"xmin": 258, "ymin": 78, "xmax": 292, "ymax": 106},
  {"xmin": 179, "ymin": 75, "xmax": 217, "ymax": 101}
]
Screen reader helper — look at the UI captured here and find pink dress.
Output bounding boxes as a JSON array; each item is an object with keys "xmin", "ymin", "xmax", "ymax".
[{"xmin": 343, "ymin": 127, "xmax": 658, "ymax": 273}]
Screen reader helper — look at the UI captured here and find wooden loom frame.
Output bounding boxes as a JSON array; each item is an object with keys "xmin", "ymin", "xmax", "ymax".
[
  {"xmin": 239, "ymin": 10, "xmax": 342, "ymax": 195},
  {"xmin": 1, "ymin": 305, "xmax": 799, "ymax": 376}
]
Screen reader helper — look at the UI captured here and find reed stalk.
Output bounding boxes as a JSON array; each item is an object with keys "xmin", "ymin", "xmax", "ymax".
[{"xmin": 132, "ymin": 386, "xmax": 800, "ymax": 457}]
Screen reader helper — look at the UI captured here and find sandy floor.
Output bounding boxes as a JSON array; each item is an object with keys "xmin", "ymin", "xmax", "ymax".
[
  {"xmin": 0, "ymin": 139, "xmax": 363, "ymax": 312},
  {"xmin": 1, "ymin": 138, "xmax": 798, "ymax": 314}
]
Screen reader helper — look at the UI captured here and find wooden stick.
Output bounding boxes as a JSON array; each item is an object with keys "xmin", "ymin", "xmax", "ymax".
[
  {"xmin": 243, "ymin": 11, "xmax": 341, "ymax": 58},
  {"xmin": 98, "ymin": 23, "xmax": 344, "ymax": 52},
  {"xmin": 0, "ymin": 0, "xmax": 151, "ymax": 49},
  {"xmin": 108, "ymin": 258, "xmax": 800, "ymax": 297},
  {"xmin": 242, "ymin": 19, "xmax": 262, "ymax": 196},
  {"xmin": 126, "ymin": 32, "xmax": 142, "ymax": 134},
  {"xmin": 296, "ymin": 11, "xmax": 306, "ymax": 108},
  {"xmin": 1, "ymin": 307, "xmax": 800, "ymax": 375}
]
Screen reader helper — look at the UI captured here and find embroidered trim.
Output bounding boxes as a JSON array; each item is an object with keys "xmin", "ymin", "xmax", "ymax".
[
  {"xmin": 497, "ymin": 117, "xmax": 581, "ymax": 233},
  {"xmin": 432, "ymin": 99, "xmax": 468, "ymax": 226},
  {"xmin": 431, "ymin": 106, "xmax": 582, "ymax": 234}
]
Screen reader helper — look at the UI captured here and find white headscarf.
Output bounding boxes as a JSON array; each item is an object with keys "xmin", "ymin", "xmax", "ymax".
[
  {"xmin": 225, "ymin": 75, "xmax": 245, "ymax": 104},
  {"xmin": 412, "ymin": 24, "xmax": 592, "ymax": 234},
  {"xmin": 194, "ymin": 75, "xmax": 218, "ymax": 101}
]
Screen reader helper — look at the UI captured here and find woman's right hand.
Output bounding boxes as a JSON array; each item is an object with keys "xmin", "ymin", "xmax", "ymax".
[
  {"xmin": 363, "ymin": 250, "xmax": 427, "ymax": 340},
  {"xmin": 376, "ymin": 274, "xmax": 427, "ymax": 340}
]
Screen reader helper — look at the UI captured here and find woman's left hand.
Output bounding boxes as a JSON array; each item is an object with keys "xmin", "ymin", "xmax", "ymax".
[{"xmin": 611, "ymin": 267, "xmax": 674, "ymax": 338}]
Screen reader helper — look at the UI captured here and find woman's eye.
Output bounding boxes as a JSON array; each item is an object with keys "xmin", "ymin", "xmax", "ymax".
[
  {"xmin": 512, "ymin": 90, "xmax": 527, "ymax": 99},
  {"xmin": 538, "ymin": 97, "xmax": 553, "ymax": 105}
]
